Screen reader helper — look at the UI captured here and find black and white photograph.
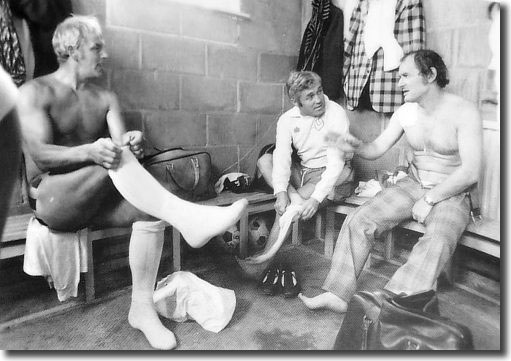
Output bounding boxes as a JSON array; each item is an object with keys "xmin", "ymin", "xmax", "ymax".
[{"xmin": 0, "ymin": 0, "xmax": 502, "ymax": 351}]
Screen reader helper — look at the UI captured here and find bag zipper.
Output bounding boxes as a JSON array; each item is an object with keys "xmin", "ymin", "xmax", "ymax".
[
  {"xmin": 362, "ymin": 315, "xmax": 372, "ymax": 350},
  {"xmin": 146, "ymin": 151, "xmax": 210, "ymax": 165}
]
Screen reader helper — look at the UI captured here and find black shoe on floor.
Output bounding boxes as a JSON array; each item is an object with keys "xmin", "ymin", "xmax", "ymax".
[
  {"xmin": 258, "ymin": 264, "xmax": 282, "ymax": 296},
  {"xmin": 281, "ymin": 265, "xmax": 301, "ymax": 298}
]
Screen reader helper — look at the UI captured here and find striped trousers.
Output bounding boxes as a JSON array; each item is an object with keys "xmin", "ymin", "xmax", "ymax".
[{"xmin": 322, "ymin": 177, "xmax": 470, "ymax": 302}]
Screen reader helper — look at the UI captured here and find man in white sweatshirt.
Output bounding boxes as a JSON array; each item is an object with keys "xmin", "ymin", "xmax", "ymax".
[{"xmin": 240, "ymin": 71, "xmax": 355, "ymax": 295}]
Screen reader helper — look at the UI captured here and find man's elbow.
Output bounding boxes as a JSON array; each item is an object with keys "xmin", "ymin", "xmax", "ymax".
[
  {"xmin": 31, "ymin": 156, "xmax": 51, "ymax": 172},
  {"xmin": 464, "ymin": 168, "xmax": 480, "ymax": 187}
]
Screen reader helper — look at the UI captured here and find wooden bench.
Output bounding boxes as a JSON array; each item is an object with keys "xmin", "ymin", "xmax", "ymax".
[
  {"xmin": 324, "ymin": 195, "xmax": 500, "ymax": 279},
  {"xmin": 0, "ymin": 191, "xmax": 277, "ymax": 303}
]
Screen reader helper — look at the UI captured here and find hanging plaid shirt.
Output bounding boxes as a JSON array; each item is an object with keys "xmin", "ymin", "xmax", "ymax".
[
  {"xmin": 297, "ymin": 0, "xmax": 331, "ymax": 72},
  {"xmin": 0, "ymin": 0, "xmax": 26, "ymax": 86},
  {"xmin": 343, "ymin": 0, "xmax": 425, "ymax": 113}
]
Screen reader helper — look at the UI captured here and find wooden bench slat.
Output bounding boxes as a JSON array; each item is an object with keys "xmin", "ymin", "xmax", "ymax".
[
  {"xmin": 0, "ymin": 243, "xmax": 25, "ymax": 260},
  {"xmin": 465, "ymin": 219, "xmax": 500, "ymax": 242},
  {"xmin": 1, "ymin": 214, "xmax": 33, "ymax": 243},
  {"xmin": 198, "ymin": 191, "xmax": 275, "ymax": 206},
  {"xmin": 461, "ymin": 233, "xmax": 500, "ymax": 258}
]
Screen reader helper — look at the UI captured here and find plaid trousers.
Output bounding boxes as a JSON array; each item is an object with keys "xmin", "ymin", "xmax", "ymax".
[{"xmin": 322, "ymin": 177, "xmax": 470, "ymax": 302}]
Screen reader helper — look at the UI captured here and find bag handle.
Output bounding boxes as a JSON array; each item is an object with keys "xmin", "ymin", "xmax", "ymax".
[
  {"xmin": 165, "ymin": 156, "xmax": 200, "ymax": 191},
  {"xmin": 153, "ymin": 146, "xmax": 184, "ymax": 153}
]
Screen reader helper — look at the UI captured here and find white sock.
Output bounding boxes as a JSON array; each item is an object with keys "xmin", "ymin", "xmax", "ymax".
[
  {"xmin": 108, "ymin": 148, "xmax": 248, "ymax": 248},
  {"xmin": 128, "ymin": 220, "xmax": 177, "ymax": 350},
  {"xmin": 246, "ymin": 204, "xmax": 302, "ymax": 263}
]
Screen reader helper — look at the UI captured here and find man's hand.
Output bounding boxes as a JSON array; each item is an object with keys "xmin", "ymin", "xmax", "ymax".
[
  {"xmin": 325, "ymin": 131, "xmax": 362, "ymax": 153},
  {"xmin": 122, "ymin": 130, "xmax": 145, "ymax": 159},
  {"xmin": 274, "ymin": 192, "xmax": 289, "ymax": 216},
  {"xmin": 88, "ymin": 138, "xmax": 122, "ymax": 169},
  {"xmin": 300, "ymin": 198, "xmax": 320, "ymax": 220},
  {"xmin": 411, "ymin": 197, "xmax": 433, "ymax": 224}
]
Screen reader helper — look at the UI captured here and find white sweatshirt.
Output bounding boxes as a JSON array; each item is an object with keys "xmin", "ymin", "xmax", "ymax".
[
  {"xmin": 272, "ymin": 96, "xmax": 351, "ymax": 202},
  {"xmin": 0, "ymin": 67, "xmax": 19, "ymax": 122}
]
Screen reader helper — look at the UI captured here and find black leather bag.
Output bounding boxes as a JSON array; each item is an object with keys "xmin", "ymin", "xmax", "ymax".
[
  {"xmin": 334, "ymin": 290, "xmax": 473, "ymax": 350},
  {"xmin": 143, "ymin": 147, "xmax": 217, "ymax": 202}
]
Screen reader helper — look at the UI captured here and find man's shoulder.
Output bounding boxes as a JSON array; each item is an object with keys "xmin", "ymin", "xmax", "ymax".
[
  {"xmin": 82, "ymin": 82, "xmax": 113, "ymax": 96},
  {"xmin": 445, "ymin": 92, "xmax": 476, "ymax": 109},
  {"xmin": 443, "ymin": 93, "xmax": 480, "ymax": 123},
  {"xmin": 279, "ymin": 106, "xmax": 300, "ymax": 122},
  {"xmin": 18, "ymin": 76, "xmax": 59, "ymax": 107},
  {"xmin": 21, "ymin": 75, "xmax": 54, "ymax": 94},
  {"xmin": 326, "ymin": 99, "xmax": 345, "ymax": 112},
  {"xmin": 325, "ymin": 99, "xmax": 348, "ymax": 120}
]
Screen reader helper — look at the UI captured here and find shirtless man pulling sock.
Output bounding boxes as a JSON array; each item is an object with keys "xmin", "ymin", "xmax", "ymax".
[
  {"xmin": 17, "ymin": 15, "xmax": 247, "ymax": 349},
  {"xmin": 299, "ymin": 49, "xmax": 482, "ymax": 313}
]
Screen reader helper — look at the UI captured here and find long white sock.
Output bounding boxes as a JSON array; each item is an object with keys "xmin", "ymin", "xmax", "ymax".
[
  {"xmin": 128, "ymin": 220, "xmax": 177, "ymax": 350},
  {"xmin": 108, "ymin": 148, "xmax": 248, "ymax": 248},
  {"xmin": 245, "ymin": 204, "xmax": 302, "ymax": 263}
]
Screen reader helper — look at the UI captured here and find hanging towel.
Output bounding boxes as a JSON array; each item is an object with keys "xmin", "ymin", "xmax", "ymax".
[
  {"xmin": 0, "ymin": 0, "xmax": 26, "ymax": 86},
  {"xmin": 343, "ymin": 0, "xmax": 426, "ymax": 113},
  {"xmin": 23, "ymin": 217, "xmax": 88, "ymax": 302},
  {"xmin": 153, "ymin": 271, "xmax": 236, "ymax": 333},
  {"xmin": 363, "ymin": 0, "xmax": 403, "ymax": 71}
]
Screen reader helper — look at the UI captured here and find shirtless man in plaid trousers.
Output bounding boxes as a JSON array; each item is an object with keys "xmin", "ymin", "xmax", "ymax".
[{"xmin": 299, "ymin": 49, "xmax": 482, "ymax": 313}]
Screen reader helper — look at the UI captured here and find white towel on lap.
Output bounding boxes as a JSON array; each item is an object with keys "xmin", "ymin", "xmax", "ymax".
[{"xmin": 23, "ymin": 217, "xmax": 88, "ymax": 302}]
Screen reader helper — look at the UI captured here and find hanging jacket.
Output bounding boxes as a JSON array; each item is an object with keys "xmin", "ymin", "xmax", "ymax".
[
  {"xmin": 9, "ymin": 0, "xmax": 71, "ymax": 77},
  {"xmin": 316, "ymin": 4, "xmax": 344, "ymax": 100},
  {"xmin": 297, "ymin": 0, "xmax": 345, "ymax": 100},
  {"xmin": 343, "ymin": 0, "xmax": 426, "ymax": 113},
  {"xmin": 297, "ymin": 0, "xmax": 331, "ymax": 73},
  {"xmin": 0, "ymin": 0, "xmax": 26, "ymax": 86}
]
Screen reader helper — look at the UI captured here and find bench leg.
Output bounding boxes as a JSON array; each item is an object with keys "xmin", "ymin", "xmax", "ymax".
[
  {"xmin": 443, "ymin": 257, "xmax": 454, "ymax": 285},
  {"xmin": 172, "ymin": 227, "xmax": 181, "ymax": 271},
  {"xmin": 324, "ymin": 209, "xmax": 335, "ymax": 259},
  {"xmin": 383, "ymin": 230, "xmax": 395, "ymax": 261},
  {"xmin": 85, "ymin": 229, "xmax": 95, "ymax": 303},
  {"xmin": 363, "ymin": 254, "xmax": 372, "ymax": 271},
  {"xmin": 239, "ymin": 210, "xmax": 249, "ymax": 259},
  {"xmin": 315, "ymin": 210, "xmax": 324, "ymax": 241},
  {"xmin": 292, "ymin": 220, "xmax": 302, "ymax": 246}
]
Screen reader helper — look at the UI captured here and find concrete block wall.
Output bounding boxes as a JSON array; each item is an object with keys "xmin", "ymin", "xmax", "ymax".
[
  {"xmin": 70, "ymin": 0, "xmax": 301, "ymax": 179},
  {"xmin": 424, "ymin": 0, "xmax": 493, "ymax": 107}
]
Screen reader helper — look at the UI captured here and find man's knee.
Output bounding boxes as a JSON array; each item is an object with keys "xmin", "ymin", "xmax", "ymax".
[
  {"xmin": 132, "ymin": 213, "xmax": 159, "ymax": 223},
  {"xmin": 132, "ymin": 220, "xmax": 166, "ymax": 233},
  {"xmin": 422, "ymin": 229, "xmax": 460, "ymax": 254},
  {"xmin": 346, "ymin": 206, "xmax": 381, "ymax": 237},
  {"xmin": 257, "ymin": 153, "xmax": 272, "ymax": 173}
]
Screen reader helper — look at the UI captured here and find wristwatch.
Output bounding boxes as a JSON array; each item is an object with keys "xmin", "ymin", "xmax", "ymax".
[{"xmin": 423, "ymin": 195, "xmax": 436, "ymax": 206}]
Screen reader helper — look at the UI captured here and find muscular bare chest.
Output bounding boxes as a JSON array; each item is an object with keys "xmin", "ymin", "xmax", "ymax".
[
  {"xmin": 49, "ymin": 88, "xmax": 109, "ymax": 146},
  {"xmin": 404, "ymin": 112, "xmax": 459, "ymax": 155}
]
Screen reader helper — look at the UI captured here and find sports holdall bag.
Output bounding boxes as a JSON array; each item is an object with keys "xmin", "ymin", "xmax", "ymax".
[
  {"xmin": 334, "ymin": 290, "xmax": 473, "ymax": 350},
  {"xmin": 143, "ymin": 147, "xmax": 217, "ymax": 202}
]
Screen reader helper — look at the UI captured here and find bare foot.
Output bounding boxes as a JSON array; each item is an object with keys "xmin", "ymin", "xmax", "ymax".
[
  {"xmin": 298, "ymin": 292, "xmax": 348, "ymax": 313},
  {"xmin": 128, "ymin": 301, "xmax": 177, "ymax": 350}
]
